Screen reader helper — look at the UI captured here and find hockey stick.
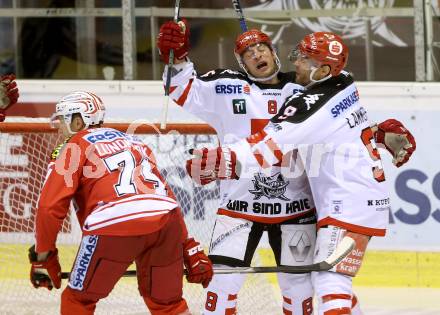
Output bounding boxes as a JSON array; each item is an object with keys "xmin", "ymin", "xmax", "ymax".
[
  {"xmin": 61, "ymin": 236, "xmax": 355, "ymax": 279},
  {"xmin": 232, "ymin": 0, "xmax": 248, "ymax": 32},
  {"xmin": 160, "ymin": 0, "xmax": 182, "ymax": 130},
  {"xmin": 213, "ymin": 236, "xmax": 355, "ymax": 274}
]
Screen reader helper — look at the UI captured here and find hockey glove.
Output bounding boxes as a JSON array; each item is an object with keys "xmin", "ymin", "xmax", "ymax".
[
  {"xmin": 374, "ymin": 119, "xmax": 416, "ymax": 167},
  {"xmin": 29, "ymin": 245, "xmax": 62, "ymax": 290},
  {"xmin": 0, "ymin": 74, "xmax": 19, "ymax": 122},
  {"xmin": 156, "ymin": 19, "xmax": 190, "ymax": 63},
  {"xmin": 183, "ymin": 238, "xmax": 213, "ymax": 288},
  {"xmin": 186, "ymin": 147, "xmax": 240, "ymax": 185}
]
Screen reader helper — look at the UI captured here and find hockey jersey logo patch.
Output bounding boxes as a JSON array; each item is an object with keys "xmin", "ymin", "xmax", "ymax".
[
  {"xmin": 243, "ymin": 84, "xmax": 251, "ymax": 94},
  {"xmin": 303, "ymin": 94, "xmax": 324, "ymax": 110},
  {"xmin": 232, "ymin": 99, "xmax": 246, "ymax": 114},
  {"xmin": 85, "ymin": 129, "xmax": 141, "ymax": 144},
  {"xmin": 330, "ymin": 89, "xmax": 360, "ymax": 117},
  {"xmin": 249, "ymin": 172, "xmax": 289, "ymax": 201},
  {"xmin": 215, "ymin": 84, "xmax": 243, "ymax": 94},
  {"xmin": 288, "ymin": 230, "xmax": 313, "ymax": 263},
  {"xmin": 331, "ymin": 200, "xmax": 343, "ymax": 214},
  {"xmin": 69, "ymin": 235, "xmax": 98, "ymax": 290}
]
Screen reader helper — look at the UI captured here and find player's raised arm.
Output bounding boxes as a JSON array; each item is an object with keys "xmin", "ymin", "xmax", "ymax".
[
  {"xmin": 156, "ymin": 18, "xmax": 253, "ymax": 129},
  {"xmin": 157, "ymin": 18, "xmax": 199, "ymax": 111}
]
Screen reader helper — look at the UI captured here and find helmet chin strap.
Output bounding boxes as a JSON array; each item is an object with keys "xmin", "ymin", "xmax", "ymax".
[
  {"xmin": 305, "ymin": 66, "xmax": 332, "ymax": 89},
  {"xmin": 239, "ymin": 53, "xmax": 281, "ymax": 82}
]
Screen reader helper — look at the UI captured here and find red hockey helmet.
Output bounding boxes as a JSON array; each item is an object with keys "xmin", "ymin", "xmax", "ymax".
[
  {"xmin": 234, "ymin": 29, "xmax": 273, "ymax": 55},
  {"xmin": 234, "ymin": 29, "xmax": 281, "ymax": 82},
  {"xmin": 297, "ymin": 32, "xmax": 348, "ymax": 76}
]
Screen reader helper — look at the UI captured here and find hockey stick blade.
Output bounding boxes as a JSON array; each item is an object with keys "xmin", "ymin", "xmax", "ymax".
[{"xmin": 61, "ymin": 237, "xmax": 355, "ymax": 279}]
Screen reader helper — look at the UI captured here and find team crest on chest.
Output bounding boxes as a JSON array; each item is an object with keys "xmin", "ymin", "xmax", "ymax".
[{"xmin": 249, "ymin": 172, "xmax": 289, "ymax": 201}]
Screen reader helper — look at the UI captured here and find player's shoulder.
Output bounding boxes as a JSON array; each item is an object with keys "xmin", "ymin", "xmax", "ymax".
[
  {"xmin": 303, "ymin": 71, "xmax": 354, "ymax": 100},
  {"xmin": 50, "ymin": 129, "xmax": 92, "ymax": 160},
  {"xmin": 197, "ymin": 68, "xmax": 251, "ymax": 83},
  {"xmin": 272, "ymin": 71, "xmax": 355, "ymax": 124}
]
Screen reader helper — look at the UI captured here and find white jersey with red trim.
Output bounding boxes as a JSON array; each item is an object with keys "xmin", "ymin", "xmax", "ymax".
[
  {"xmin": 35, "ymin": 128, "xmax": 181, "ymax": 253},
  {"xmin": 230, "ymin": 72, "xmax": 390, "ymax": 236},
  {"xmin": 165, "ymin": 61, "xmax": 315, "ymax": 223}
]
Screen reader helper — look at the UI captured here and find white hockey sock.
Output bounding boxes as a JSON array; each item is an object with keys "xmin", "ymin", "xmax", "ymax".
[
  {"xmin": 351, "ymin": 294, "xmax": 363, "ymax": 315},
  {"xmin": 312, "ymin": 271, "xmax": 353, "ymax": 315},
  {"xmin": 277, "ymin": 273, "xmax": 313, "ymax": 314},
  {"xmin": 202, "ymin": 265, "xmax": 246, "ymax": 315}
]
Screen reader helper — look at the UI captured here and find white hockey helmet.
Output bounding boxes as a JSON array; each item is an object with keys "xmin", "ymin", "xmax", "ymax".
[{"xmin": 51, "ymin": 91, "xmax": 105, "ymax": 133}]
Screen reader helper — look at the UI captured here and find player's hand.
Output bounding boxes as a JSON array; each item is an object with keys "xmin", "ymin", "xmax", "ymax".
[
  {"xmin": 183, "ymin": 238, "xmax": 213, "ymax": 288},
  {"xmin": 156, "ymin": 19, "xmax": 190, "ymax": 63},
  {"xmin": 186, "ymin": 147, "xmax": 240, "ymax": 185},
  {"xmin": 28, "ymin": 245, "xmax": 62, "ymax": 290},
  {"xmin": 374, "ymin": 119, "xmax": 416, "ymax": 167},
  {"xmin": 0, "ymin": 74, "xmax": 19, "ymax": 122}
]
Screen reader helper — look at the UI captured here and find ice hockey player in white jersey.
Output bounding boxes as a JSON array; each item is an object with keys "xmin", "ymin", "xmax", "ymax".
[
  {"xmin": 158, "ymin": 20, "xmax": 318, "ymax": 315},
  {"xmin": 159, "ymin": 19, "xmax": 416, "ymax": 315},
  {"xmin": 186, "ymin": 31, "xmax": 416, "ymax": 315}
]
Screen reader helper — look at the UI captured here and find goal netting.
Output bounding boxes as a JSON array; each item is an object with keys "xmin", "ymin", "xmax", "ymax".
[{"xmin": 0, "ymin": 119, "xmax": 281, "ymax": 314}]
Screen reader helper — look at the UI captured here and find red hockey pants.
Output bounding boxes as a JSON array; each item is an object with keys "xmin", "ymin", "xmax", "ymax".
[{"xmin": 60, "ymin": 210, "xmax": 189, "ymax": 315}]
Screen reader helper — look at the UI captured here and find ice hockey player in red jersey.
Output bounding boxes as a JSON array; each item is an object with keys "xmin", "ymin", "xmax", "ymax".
[
  {"xmin": 159, "ymin": 19, "xmax": 415, "ymax": 315},
  {"xmin": 186, "ymin": 32, "xmax": 416, "ymax": 315},
  {"xmin": 0, "ymin": 74, "xmax": 19, "ymax": 122},
  {"xmin": 28, "ymin": 91, "xmax": 213, "ymax": 315}
]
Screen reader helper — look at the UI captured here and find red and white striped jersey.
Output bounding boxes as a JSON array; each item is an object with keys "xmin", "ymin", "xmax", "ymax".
[
  {"xmin": 230, "ymin": 72, "xmax": 390, "ymax": 236},
  {"xmin": 165, "ymin": 61, "xmax": 315, "ymax": 223},
  {"xmin": 35, "ymin": 127, "xmax": 185, "ymax": 253}
]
